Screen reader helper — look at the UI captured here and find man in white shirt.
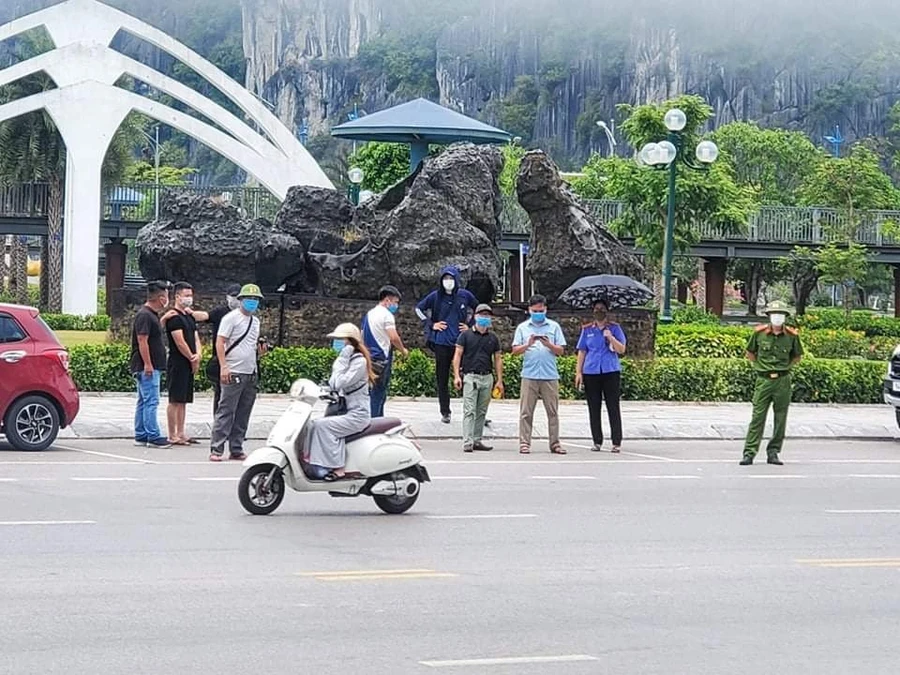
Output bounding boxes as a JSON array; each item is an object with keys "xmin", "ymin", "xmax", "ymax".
[
  {"xmin": 362, "ymin": 285, "xmax": 409, "ymax": 417},
  {"xmin": 209, "ymin": 284, "xmax": 266, "ymax": 462}
]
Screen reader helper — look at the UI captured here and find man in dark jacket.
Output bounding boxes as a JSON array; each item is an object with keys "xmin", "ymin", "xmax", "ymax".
[{"xmin": 415, "ymin": 266, "xmax": 478, "ymax": 423}]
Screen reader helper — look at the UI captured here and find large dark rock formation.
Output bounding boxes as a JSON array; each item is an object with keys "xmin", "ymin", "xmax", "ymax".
[
  {"xmin": 138, "ymin": 144, "xmax": 502, "ymax": 302},
  {"xmin": 136, "ymin": 193, "xmax": 309, "ymax": 291},
  {"xmin": 517, "ymin": 150, "xmax": 643, "ymax": 302}
]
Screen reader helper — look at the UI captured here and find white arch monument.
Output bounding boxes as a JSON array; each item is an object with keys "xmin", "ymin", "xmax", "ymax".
[{"xmin": 0, "ymin": 0, "xmax": 334, "ymax": 315}]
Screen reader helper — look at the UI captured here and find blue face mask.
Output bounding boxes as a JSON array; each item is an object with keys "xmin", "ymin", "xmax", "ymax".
[
  {"xmin": 387, "ymin": 303, "xmax": 399, "ymax": 314},
  {"xmin": 242, "ymin": 299, "xmax": 259, "ymax": 313},
  {"xmin": 332, "ymin": 339, "xmax": 347, "ymax": 353},
  {"xmin": 531, "ymin": 311, "xmax": 546, "ymax": 323},
  {"xmin": 475, "ymin": 316, "xmax": 491, "ymax": 329}
]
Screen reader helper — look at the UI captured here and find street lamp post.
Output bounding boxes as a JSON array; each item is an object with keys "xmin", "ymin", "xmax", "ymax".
[
  {"xmin": 638, "ymin": 108, "xmax": 719, "ymax": 323},
  {"xmin": 347, "ymin": 167, "xmax": 364, "ymax": 206},
  {"xmin": 139, "ymin": 125, "xmax": 162, "ymax": 221}
]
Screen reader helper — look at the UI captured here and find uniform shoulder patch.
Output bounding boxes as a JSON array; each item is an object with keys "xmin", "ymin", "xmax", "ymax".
[{"xmin": 785, "ymin": 326, "xmax": 799, "ymax": 336}]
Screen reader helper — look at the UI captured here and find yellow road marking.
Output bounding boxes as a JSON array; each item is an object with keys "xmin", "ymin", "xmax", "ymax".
[{"xmin": 797, "ymin": 558, "xmax": 900, "ymax": 568}]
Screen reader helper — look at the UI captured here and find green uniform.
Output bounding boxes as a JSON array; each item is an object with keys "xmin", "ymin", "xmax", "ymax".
[{"xmin": 743, "ymin": 326, "xmax": 804, "ymax": 460}]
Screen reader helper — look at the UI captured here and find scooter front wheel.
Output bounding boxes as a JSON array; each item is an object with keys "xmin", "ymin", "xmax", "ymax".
[{"xmin": 239, "ymin": 464, "xmax": 285, "ymax": 515}]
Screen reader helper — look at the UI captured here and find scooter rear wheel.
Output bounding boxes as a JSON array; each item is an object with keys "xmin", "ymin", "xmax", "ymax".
[
  {"xmin": 239, "ymin": 464, "xmax": 285, "ymax": 515},
  {"xmin": 373, "ymin": 473, "xmax": 420, "ymax": 514}
]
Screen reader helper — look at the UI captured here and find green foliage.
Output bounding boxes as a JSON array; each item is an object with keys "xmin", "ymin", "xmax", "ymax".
[
  {"xmin": 347, "ymin": 142, "xmax": 410, "ymax": 192},
  {"xmin": 799, "ymin": 308, "xmax": 900, "ymax": 338},
  {"xmin": 655, "ymin": 325, "xmax": 748, "ymax": 359},
  {"xmin": 499, "ymin": 143, "xmax": 526, "ymax": 196},
  {"xmin": 495, "ymin": 76, "xmax": 539, "ymax": 142},
  {"xmin": 799, "ymin": 144, "xmax": 900, "ymax": 217},
  {"xmin": 357, "ymin": 35, "xmax": 438, "ymax": 98},
  {"xmin": 124, "ymin": 161, "xmax": 197, "ymax": 186},
  {"xmin": 67, "ymin": 345, "xmax": 888, "ymax": 403},
  {"xmin": 43, "ymin": 314, "xmax": 111, "ymax": 332},
  {"xmin": 800, "ymin": 329, "xmax": 870, "ymax": 360},
  {"xmin": 814, "ymin": 242, "xmax": 870, "ymax": 314},
  {"xmin": 670, "ymin": 305, "xmax": 721, "ymax": 325},
  {"xmin": 711, "ymin": 122, "xmax": 824, "ymax": 205}
]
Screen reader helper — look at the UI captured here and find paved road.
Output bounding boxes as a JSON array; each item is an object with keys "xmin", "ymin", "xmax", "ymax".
[{"xmin": 2, "ymin": 438, "xmax": 900, "ymax": 673}]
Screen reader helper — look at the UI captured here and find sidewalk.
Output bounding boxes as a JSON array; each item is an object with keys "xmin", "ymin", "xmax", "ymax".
[{"xmin": 62, "ymin": 394, "xmax": 900, "ymax": 442}]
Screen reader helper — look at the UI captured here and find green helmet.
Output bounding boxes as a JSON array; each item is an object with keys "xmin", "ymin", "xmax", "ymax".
[
  {"xmin": 238, "ymin": 283, "xmax": 264, "ymax": 299},
  {"xmin": 763, "ymin": 301, "xmax": 791, "ymax": 316}
]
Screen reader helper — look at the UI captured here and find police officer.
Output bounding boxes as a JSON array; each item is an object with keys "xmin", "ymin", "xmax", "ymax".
[{"xmin": 740, "ymin": 302, "xmax": 804, "ymax": 466}]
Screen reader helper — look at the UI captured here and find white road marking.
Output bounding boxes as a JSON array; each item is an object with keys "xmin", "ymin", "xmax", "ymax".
[
  {"xmin": 420, "ymin": 654, "xmax": 599, "ymax": 668},
  {"xmin": 70, "ymin": 477, "xmax": 139, "ymax": 482},
  {"xmin": 425, "ymin": 514, "xmax": 538, "ymax": 520},
  {"xmin": 59, "ymin": 446, "xmax": 158, "ymax": 465},
  {"xmin": 825, "ymin": 509, "xmax": 900, "ymax": 514},
  {"xmin": 530, "ymin": 475, "xmax": 597, "ymax": 480},
  {"xmin": 0, "ymin": 478, "xmax": 19, "ymax": 482},
  {"xmin": 0, "ymin": 520, "xmax": 96, "ymax": 526}
]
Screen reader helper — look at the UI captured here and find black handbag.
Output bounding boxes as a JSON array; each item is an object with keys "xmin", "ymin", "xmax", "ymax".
[{"xmin": 324, "ymin": 382, "xmax": 368, "ymax": 417}]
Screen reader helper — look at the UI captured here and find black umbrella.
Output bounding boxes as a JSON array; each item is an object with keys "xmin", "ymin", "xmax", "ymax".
[{"xmin": 558, "ymin": 274, "xmax": 653, "ymax": 310}]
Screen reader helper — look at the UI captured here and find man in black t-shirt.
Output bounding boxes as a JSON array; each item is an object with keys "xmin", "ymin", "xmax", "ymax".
[
  {"xmin": 452, "ymin": 304, "xmax": 504, "ymax": 453},
  {"xmin": 130, "ymin": 281, "xmax": 171, "ymax": 447},
  {"xmin": 165, "ymin": 282, "xmax": 202, "ymax": 445}
]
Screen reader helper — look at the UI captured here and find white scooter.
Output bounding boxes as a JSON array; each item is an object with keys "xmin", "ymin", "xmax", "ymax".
[{"xmin": 238, "ymin": 378, "xmax": 430, "ymax": 516}]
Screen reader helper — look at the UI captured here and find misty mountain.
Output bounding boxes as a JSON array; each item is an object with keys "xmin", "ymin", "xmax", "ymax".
[{"xmin": 3, "ymin": 0, "xmax": 900, "ymax": 168}]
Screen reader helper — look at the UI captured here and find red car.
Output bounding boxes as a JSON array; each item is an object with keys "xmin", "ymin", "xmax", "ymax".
[{"xmin": 0, "ymin": 303, "xmax": 80, "ymax": 451}]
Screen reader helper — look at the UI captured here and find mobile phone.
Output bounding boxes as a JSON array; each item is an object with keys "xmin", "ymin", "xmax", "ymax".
[{"xmin": 233, "ymin": 375, "xmax": 242, "ymax": 384}]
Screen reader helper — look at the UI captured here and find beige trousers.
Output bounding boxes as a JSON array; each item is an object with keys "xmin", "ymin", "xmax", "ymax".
[{"xmin": 519, "ymin": 378, "xmax": 560, "ymax": 448}]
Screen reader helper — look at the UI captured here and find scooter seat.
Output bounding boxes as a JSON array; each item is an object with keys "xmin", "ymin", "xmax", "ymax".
[{"xmin": 346, "ymin": 417, "xmax": 404, "ymax": 443}]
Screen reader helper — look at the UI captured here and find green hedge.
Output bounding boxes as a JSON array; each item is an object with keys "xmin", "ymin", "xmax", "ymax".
[
  {"xmin": 799, "ymin": 308, "xmax": 900, "ymax": 338},
  {"xmin": 67, "ymin": 345, "xmax": 886, "ymax": 404},
  {"xmin": 657, "ymin": 324, "xmax": 897, "ymax": 362},
  {"xmin": 43, "ymin": 314, "xmax": 111, "ymax": 331}
]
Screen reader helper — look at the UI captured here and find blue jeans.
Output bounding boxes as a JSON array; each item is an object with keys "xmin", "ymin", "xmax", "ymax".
[
  {"xmin": 134, "ymin": 370, "xmax": 163, "ymax": 441},
  {"xmin": 370, "ymin": 357, "xmax": 393, "ymax": 418}
]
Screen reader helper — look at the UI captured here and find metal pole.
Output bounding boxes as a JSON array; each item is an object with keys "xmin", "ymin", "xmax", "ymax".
[
  {"xmin": 154, "ymin": 126, "xmax": 160, "ymax": 222},
  {"xmin": 661, "ymin": 132, "xmax": 678, "ymax": 324},
  {"xmin": 519, "ymin": 243, "xmax": 525, "ymax": 303}
]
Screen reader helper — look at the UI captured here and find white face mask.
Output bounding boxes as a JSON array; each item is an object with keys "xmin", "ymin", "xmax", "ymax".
[
  {"xmin": 442, "ymin": 279, "xmax": 455, "ymax": 293},
  {"xmin": 770, "ymin": 313, "xmax": 786, "ymax": 328},
  {"xmin": 180, "ymin": 296, "xmax": 193, "ymax": 308}
]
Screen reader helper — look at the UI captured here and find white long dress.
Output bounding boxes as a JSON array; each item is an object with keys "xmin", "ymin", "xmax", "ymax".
[{"xmin": 307, "ymin": 347, "xmax": 371, "ymax": 469}]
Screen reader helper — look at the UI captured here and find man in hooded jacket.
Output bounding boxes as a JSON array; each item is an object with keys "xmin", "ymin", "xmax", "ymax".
[{"xmin": 416, "ymin": 266, "xmax": 478, "ymax": 423}]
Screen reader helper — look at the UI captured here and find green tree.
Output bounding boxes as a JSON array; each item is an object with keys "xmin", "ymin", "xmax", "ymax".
[
  {"xmin": 347, "ymin": 142, "xmax": 411, "ymax": 192},
  {"xmin": 124, "ymin": 161, "xmax": 197, "ymax": 186},
  {"xmin": 777, "ymin": 247, "xmax": 819, "ymax": 316},
  {"xmin": 711, "ymin": 122, "xmax": 824, "ymax": 205},
  {"xmin": 573, "ymin": 95, "xmax": 755, "ymax": 267},
  {"xmin": 729, "ymin": 259, "xmax": 784, "ymax": 315},
  {"xmin": 495, "ymin": 76, "xmax": 539, "ymax": 143},
  {"xmin": 499, "ymin": 143, "xmax": 526, "ymax": 196},
  {"xmin": 815, "ymin": 242, "xmax": 869, "ymax": 315}
]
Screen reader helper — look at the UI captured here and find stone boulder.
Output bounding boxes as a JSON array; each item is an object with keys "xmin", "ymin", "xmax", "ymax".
[
  {"xmin": 516, "ymin": 150, "xmax": 643, "ymax": 302},
  {"xmin": 137, "ymin": 193, "xmax": 309, "ymax": 291}
]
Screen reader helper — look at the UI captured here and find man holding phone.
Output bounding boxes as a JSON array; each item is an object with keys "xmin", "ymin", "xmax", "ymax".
[{"xmin": 511, "ymin": 294, "xmax": 567, "ymax": 454}]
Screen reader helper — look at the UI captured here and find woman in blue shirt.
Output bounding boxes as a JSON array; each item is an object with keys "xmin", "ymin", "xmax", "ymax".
[{"xmin": 575, "ymin": 298, "xmax": 627, "ymax": 453}]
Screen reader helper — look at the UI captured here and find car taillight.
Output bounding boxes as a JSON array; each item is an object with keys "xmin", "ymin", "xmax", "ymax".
[{"xmin": 47, "ymin": 350, "xmax": 69, "ymax": 372}]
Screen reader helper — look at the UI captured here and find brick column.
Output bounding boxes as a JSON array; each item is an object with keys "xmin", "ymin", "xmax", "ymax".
[
  {"xmin": 704, "ymin": 258, "xmax": 728, "ymax": 317},
  {"xmin": 104, "ymin": 239, "xmax": 127, "ymax": 316}
]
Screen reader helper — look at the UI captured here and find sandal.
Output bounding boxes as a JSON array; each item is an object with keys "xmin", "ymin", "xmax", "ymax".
[
  {"xmin": 550, "ymin": 445, "xmax": 567, "ymax": 455},
  {"xmin": 611, "ymin": 446, "xmax": 621, "ymax": 454},
  {"xmin": 519, "ymin": 445, "xmax": 531, "ymax": 454},
  {"xmin": 323, "ymin": 471, "xmax": 347, "ymax": 482}
]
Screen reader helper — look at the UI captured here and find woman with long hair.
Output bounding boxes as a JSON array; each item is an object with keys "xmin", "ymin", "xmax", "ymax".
[
  {"xmin": 574, "ymin": 298, "xmax": 627, "ymax": 453},
  {"xmin": 306, "ymin": 323, "xmax": 375, "ymax": 481}
]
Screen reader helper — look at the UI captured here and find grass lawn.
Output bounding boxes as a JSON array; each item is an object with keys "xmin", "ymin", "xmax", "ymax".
[{"xmin": 56, "ymin": 330, "xmax": 109, "ymax": 348}]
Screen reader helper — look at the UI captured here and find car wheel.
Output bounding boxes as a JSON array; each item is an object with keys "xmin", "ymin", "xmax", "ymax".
[{"xmin": 4, "ymin": 395, "xmax": 60, "ymax": 451}]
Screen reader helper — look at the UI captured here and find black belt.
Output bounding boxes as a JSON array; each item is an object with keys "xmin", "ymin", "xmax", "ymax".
[
  {"xmin": 757, "ymin": 371, "xmax": 789, "ymax": 379},
  {"xmin": 464, "ymin": 371, "xmax": 491, "ymax": 376}
]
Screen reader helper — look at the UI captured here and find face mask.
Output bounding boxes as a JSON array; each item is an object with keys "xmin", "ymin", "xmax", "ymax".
[
  {"xmin": 387, "ymin": 303, "xmax": 399, "ymax": 314},
  {"xmin": 475, "ymin": 316, "xmax": 491, "ymax": 329},
  {"xmin": 530, "ymin": 311, "xmax": 546, "ymax": 323},
  {"xmin": 332, "ymin": 339, "xmax": 347, "ymax": 353},
  {"xmin": 442, "ymin": 278, "xmax": 455, "ymax": 293},
  {"xmin": 180, "ymin": 296, "xmax": 193, "ymax": 309},
  {"xmin": 770, "ymin": 313, "xmax": 786, "ymax": 328},
  {"xmin": 242, "ymin": 299, "xmax": 259, "ymax": 313},
  {"xmin": 227, "ymin": 296, "xmax": 240, "ymax": 310}
]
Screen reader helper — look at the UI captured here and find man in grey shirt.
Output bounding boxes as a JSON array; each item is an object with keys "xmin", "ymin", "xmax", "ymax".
[{"xmin": 209, "ymin": 284, "xmax": 266, "ymax": 461}]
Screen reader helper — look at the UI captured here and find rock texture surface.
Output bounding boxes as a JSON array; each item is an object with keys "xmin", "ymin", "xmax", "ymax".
[
  {"xmin": 139, "ymin": 144, "xmax": 502, "ymax": 302},
  {"xmin": 517, "ymin": 150, "xmax": 643, "ymax": 302},
  {"xmin": 136, "ymin": 193, "xmax": 308, "ymax": 291}
]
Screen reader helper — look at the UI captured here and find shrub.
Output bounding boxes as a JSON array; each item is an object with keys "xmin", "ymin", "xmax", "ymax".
[
  {"xmin": 800, "ymin": 329, "xmax": 869, "ymax": 360},
  {"xmin": 799, "ymin": 308, "xmax": 900, "ymax": 338},
  {"xmin": 43, "ymin": 314, "xmax": 111, "ymax": 331},
  {"xmin": 67, "ymin": 345, "xmax": 886, "ymax": 403},
  {"xmin": 656, "ymin": 324, "xmax": 749, "ymax": 359},
  {"xmin": 670, "ymin": 305, "xmax": 721, "ymax": 325}
]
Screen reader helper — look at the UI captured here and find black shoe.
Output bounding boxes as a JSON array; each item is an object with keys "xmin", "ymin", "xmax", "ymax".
[
  {"xmin": 767, "ymin": 455, "xmax": 784, "ymax": 465},
  {"xmin": 441, "ymin": 414, "xmax": 451, "ymax": 424},
  {"xmin": 473, "ymin": 441, "xmax": 493, "ymax": 451},
  {"xmin": 740, "ymin": 457, "xmax": 753, "ymax": 466}
]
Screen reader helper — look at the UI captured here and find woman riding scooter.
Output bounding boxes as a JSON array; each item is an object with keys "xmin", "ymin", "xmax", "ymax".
[{"xmin": 306, "ymin": 323, "xmax": 375, "ymax": 481}]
